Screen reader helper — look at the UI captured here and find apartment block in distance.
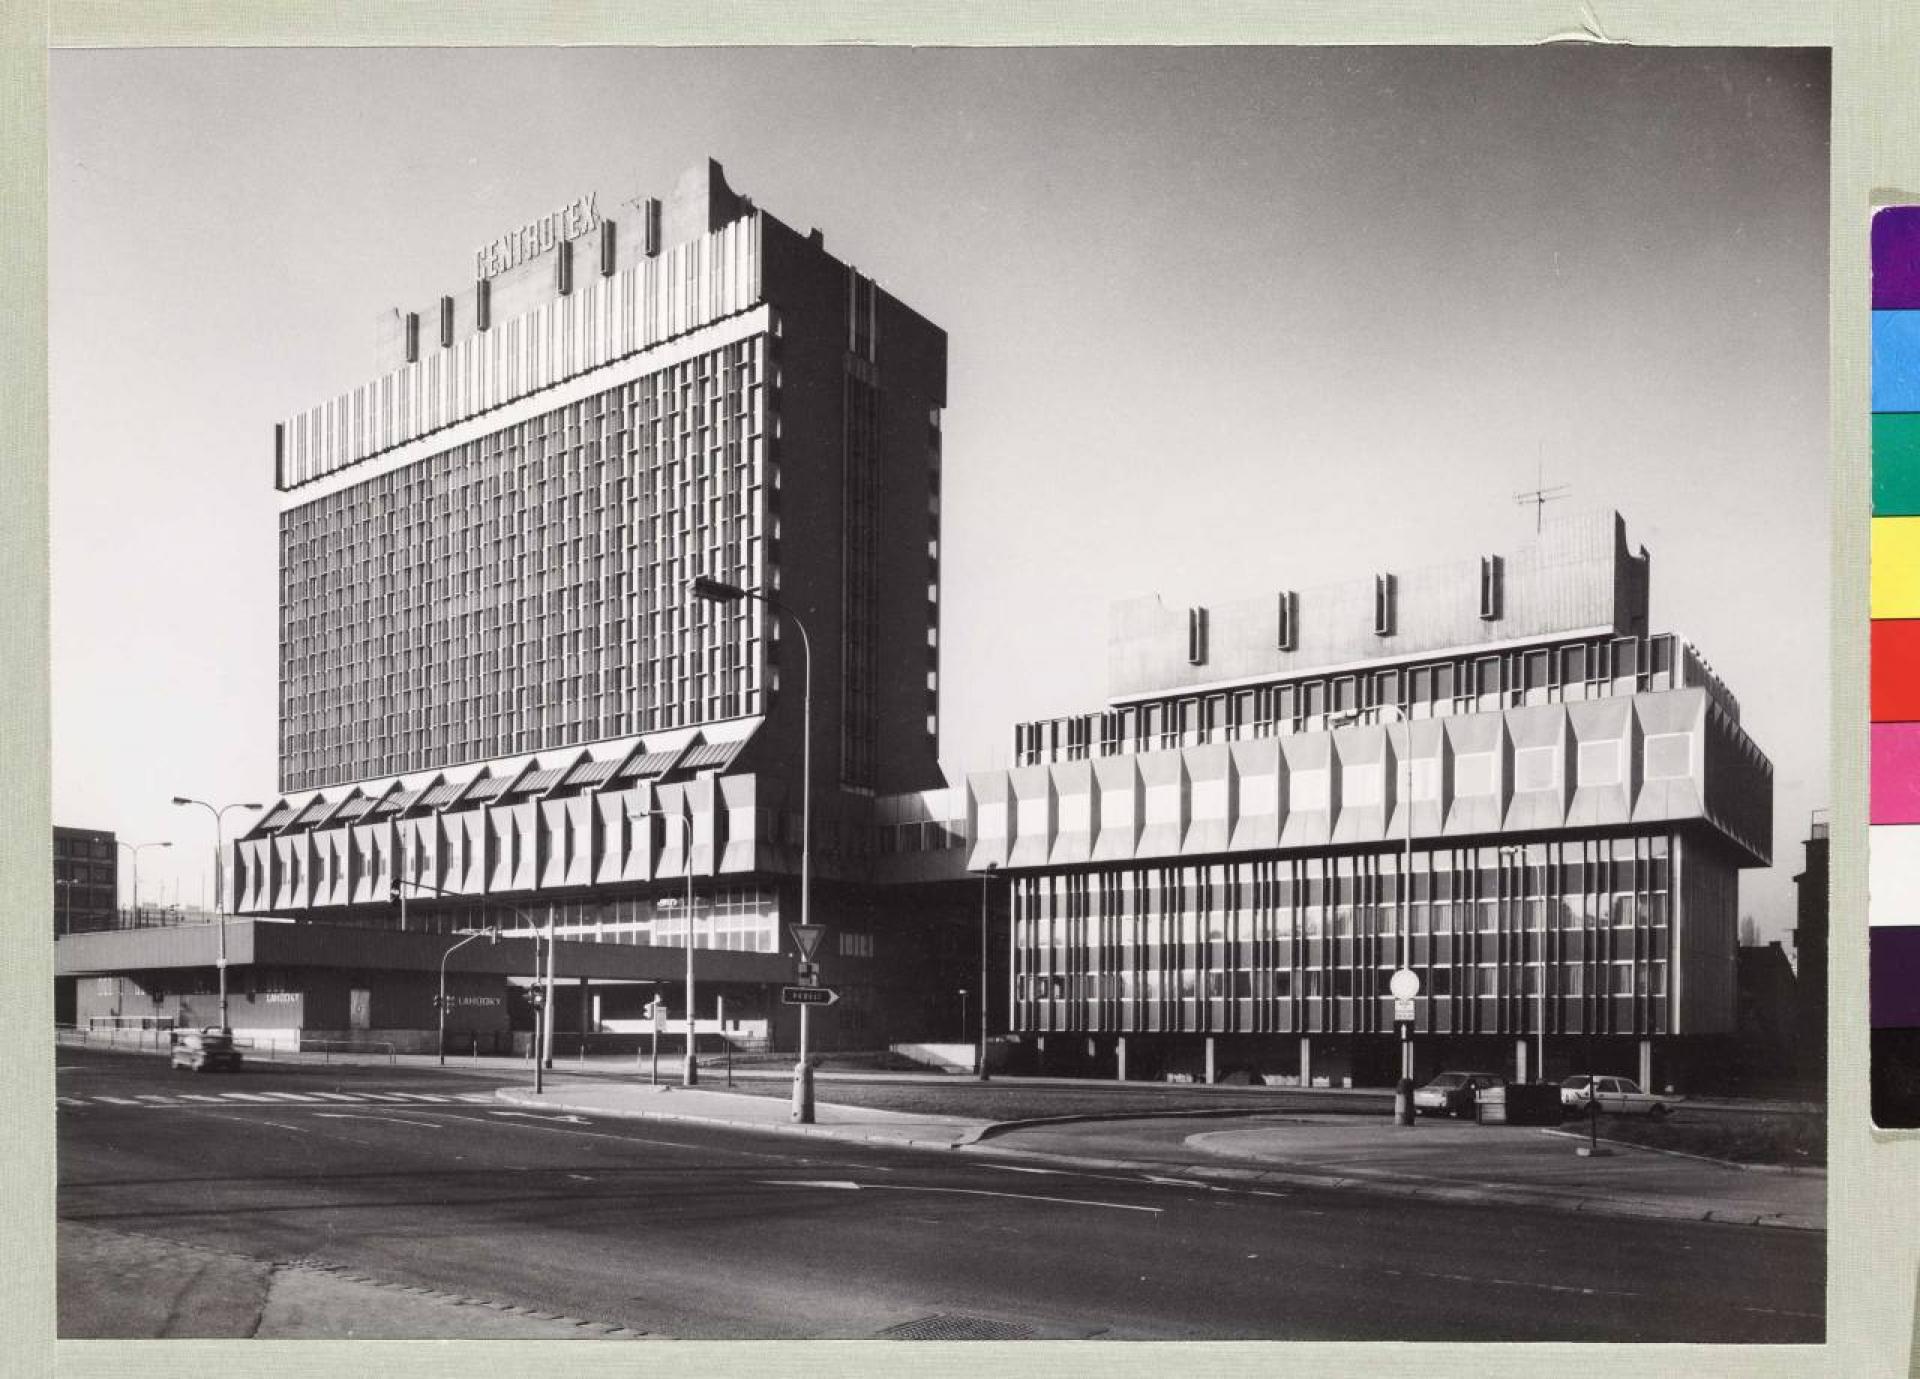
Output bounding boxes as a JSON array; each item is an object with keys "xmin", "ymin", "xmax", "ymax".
[{"xmin": 966, "ymin": 512, "xmax": 1772, "ymax": 1091}]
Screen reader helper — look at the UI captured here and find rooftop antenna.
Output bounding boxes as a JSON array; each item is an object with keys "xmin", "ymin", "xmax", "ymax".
[{"xmin": 1515, "ymin": 457, "xmax": 1571, "ymax": 534}]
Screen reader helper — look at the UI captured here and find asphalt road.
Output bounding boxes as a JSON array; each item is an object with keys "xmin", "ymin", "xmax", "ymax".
[{"xmin": 57, "ymin": 1048, "xmax": 1824, "ymax": 1342}]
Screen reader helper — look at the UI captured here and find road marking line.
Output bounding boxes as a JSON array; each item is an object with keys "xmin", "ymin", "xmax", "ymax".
[
  {"xmin": 56, "ymin": 1097, "xmax": 86, "ymax": 1106},
  {"xmin": 251, "ymin": 1092, "xmax": 324, "ymax": 1102},
  {"xmin": 313, "ymin": 1112, "xmax": 445, "ymax": 1129},
  {"xmin": 193, "ymin": 1112, "xmax": 312, "ymax": 1134},
  {"xmin": 383, "ymin": 1093, "xmax": 455, "ymax": 1102},
  {"xmin": 214, "ymin": 1093, "xmax": 285, "ymax": 1103},
  {"xmin": 757, "ymin": 1180, "xmax": 1164, "ymax": 1215},
  {"xmin": 1739, "ymin": 1305, "xmax": 1823, "ymax": 1321},
  {"xmin": 92, "ymin": 1096, "xmax": 146, "ymax": 1105},
  {"xmin": 305, "ymin": 1092, "xmax": 370, "ymax": 1102},
  {"xmin": 176, "ymin": 1094, "xmax": 227, "ymax": 1103}
]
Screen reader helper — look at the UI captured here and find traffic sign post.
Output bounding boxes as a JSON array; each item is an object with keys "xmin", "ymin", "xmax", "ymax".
[{"xmin": 787, "ymin": 924, "xmax": 830, "ymax": 1123}]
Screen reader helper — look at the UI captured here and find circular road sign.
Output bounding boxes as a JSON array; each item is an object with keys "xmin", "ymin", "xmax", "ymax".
[{"xmin": 1389, "ymin": 967, "xmax": 1422, "ymax": 1000}]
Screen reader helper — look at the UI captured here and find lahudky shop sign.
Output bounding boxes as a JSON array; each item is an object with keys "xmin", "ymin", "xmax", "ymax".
[{"xmin": 475, "ymin": 194, "xmax": 601, "ymax": 281}]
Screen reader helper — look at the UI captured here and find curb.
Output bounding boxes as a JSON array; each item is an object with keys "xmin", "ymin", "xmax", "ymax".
[
  {"xmin": 493, "ymin": 1088, "xmax": 990, "ymax": 1150},
  {"xmin": 959, "ymin": 1142, "xmax": 1825, "ymax": 1231},
  {"xmin": 489, "ymin": 1088, "xmax": 1823, "ymax": 1232},
  {"xmin": 1537, "ymin": 1127, "xmax": 1828, "ymax": 1177},
  {"xmin": 970, "ymin": 1105, "xmax": 1376, "ymax": 1141}
]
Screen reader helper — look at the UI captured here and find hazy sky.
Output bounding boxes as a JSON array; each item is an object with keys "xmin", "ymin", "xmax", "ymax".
[{"xmin": 49, "ymin": 46, "xmax": 1829, "ymax": 942}]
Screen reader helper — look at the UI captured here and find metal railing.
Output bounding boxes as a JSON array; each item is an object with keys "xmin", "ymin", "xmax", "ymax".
[{"xmin": 293, "ymin": 1039, "xmax": 398, "ymax": 1065}]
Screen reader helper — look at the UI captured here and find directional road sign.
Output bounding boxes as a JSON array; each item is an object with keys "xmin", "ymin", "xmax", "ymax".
[{"xmin": 781, "ymin": 985, "xmax": 840, "ymax": 1007}]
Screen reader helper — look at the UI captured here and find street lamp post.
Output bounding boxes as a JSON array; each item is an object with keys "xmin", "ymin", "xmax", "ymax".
[
  {"xmin": 692, "ymin": 575, "xmax": 815, "ymax": 1123},
  {"xmin": 631, "ymin": 808, "xmax": 699, "ymax": 1086},
  {"xmin": 118, "ymin": 840, "xmax": 172, "ymax": 928},
  {"xmin": 401, "ymin": 880, "xmax": 544, "ymax": 1074},
  {"xmin": 979, "ymin": 860, "xmax": 999, "ymax": 1082},
  {"xmin": 171, "ymin": 797, "xmax": 262, "ymax": 1031},
  {"xmin": 438, "ymin": 927, "xmax": 499, "ymax": 1066}
]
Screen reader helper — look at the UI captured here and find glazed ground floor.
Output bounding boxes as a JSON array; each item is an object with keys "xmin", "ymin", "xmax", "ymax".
[{"xmin": 1009, "ymin": 830, "xmax": 1748, "ymax": 1044}]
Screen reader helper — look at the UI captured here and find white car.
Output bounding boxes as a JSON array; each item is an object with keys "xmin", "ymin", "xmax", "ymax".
[{"xmin": 1560, "ymin": 1074, "xmax": 1677, "ymax": 1117}]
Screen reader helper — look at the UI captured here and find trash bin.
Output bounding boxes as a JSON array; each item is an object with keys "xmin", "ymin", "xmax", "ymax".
[{"xmin": 1481, "ymin": 1084, "xmax": 1562, "ymax": 1125}]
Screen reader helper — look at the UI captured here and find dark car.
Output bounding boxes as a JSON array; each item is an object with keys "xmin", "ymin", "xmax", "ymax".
[
  {"xmin": 170, "ymin": 1027, "xmax": 243, "ymax": 1073},
  {"xmin": 1412, "ymin": 1070, "xmax": 1505, "ymax": 1118}
]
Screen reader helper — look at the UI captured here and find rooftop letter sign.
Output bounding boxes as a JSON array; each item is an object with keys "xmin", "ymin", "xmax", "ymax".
[{"xmin": 475, "ymin": 194, "xmax": 601, "ymax": 281}]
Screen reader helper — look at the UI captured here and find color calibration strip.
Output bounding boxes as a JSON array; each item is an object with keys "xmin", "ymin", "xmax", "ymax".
[{"xmin": 1872, "ymin": 208, "xmax": 1920, "ymax": 1125}]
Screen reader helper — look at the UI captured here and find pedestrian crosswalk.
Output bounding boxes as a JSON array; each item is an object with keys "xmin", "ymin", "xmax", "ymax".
[{"xmin": 57, "ymin": 1090, "xmax": 499, "ymax": 1110}]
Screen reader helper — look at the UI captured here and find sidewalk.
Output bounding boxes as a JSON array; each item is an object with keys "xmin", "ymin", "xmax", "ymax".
[
  {"xmin": 58, "ymin": 1221, "xmax": 649, "ymax": 1339},
  {"xmin": 495, "ymin": 1078, "xmax": 1825, "ymax": 1232},
  {"xmin": 496, "ymin": 1078, "xmax": 993, "ymax": 1150}
]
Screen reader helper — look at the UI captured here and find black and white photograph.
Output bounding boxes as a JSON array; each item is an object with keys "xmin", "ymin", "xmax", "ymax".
[{"xmin": 47, "ymin": 44, "xmax": 1830, "ymax": 1344}]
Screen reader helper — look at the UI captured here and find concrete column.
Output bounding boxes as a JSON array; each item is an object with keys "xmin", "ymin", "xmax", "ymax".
[
  {"xmin": 1516, "ymin": 1037, "xmax": 1529, "ymax": 1085},
  {"xmin": 1299, "ymin": 1035, "xmax": 1312, "ymax": 1088},
  {"xmin": 1639, "ymin": 1037, "xmax": 1653, "ymax": 1091},
  {"xmin": 1205, "ymin": 1036, "xmax": 1217, "ymax": 1085},
  {"xmin": 578, "ymin": 977, "xmax": 590, "ymax": 1035},
  {"xmin": 1116, "ymin": 1036, "xmax": 1128, "ymax": 1082}
]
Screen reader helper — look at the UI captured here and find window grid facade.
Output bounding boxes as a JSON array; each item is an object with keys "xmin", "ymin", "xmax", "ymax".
[
  {"xmin": 1021, "ymin": 629, "xmax": 1695, "ymax": 766},
  {"xmin": 1012, "ymin": 833, "xmax": 1680, "ymax": 1039},
  {"xmin": 279, "ymin": 338, "xmax": 768, "ymax": 790},
  {"xmin": 840, "ymin": 356, "xmax": 881, "ymax": 791},
  {"xmin": 341, "ymin": 886, "xmax": 782, "ymax": 952}
]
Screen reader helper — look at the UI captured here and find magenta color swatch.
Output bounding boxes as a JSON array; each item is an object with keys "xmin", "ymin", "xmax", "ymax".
[{"xmin": 1873, "ymin": 723, "xmax": 1920, "ymax": 822}]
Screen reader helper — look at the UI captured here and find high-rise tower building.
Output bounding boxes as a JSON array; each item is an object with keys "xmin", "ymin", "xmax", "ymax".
[{"xmin": 212, "ymin": 160, "xmax": 957, "ymax": 1048}]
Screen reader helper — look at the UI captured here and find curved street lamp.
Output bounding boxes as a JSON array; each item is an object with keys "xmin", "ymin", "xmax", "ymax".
[
  {"xmin": 118, "ymin": 839, "xmax": 172, "ymax": 927},
  {"xmin": 170, "ymin": 797, "xmax": 262, "ymax": 1030},
  {"xmin": 691, "ymin": 575, "xmax": 817, "ymax": 1123},
  {"xmin": 400, "ymin": 878, "xmax": 548, "ymax": 1087}
]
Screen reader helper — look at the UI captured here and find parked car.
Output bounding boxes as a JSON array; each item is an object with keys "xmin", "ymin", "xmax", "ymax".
[
  {"xmin": 170, "ymin": 1027, "xmax": 242, "ymax": 1073},
  {"xmin": 1413, "ymin": 1070, "xmax": 1505, "ymax": 1118},
  {"xmin": 1559, "ymin": 1074, "xmax": 1676, "ymax": 1117}
]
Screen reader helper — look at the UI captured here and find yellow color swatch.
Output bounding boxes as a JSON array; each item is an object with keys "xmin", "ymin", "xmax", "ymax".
[{"xmin": 1873, "ymin": 516, "xmax": 1920, "ymax": 618}]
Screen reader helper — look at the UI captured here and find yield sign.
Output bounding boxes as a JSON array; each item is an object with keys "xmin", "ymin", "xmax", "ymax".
[{"xmin": 789, "ymin": 923, "xmax": 826, "ymax": 961}]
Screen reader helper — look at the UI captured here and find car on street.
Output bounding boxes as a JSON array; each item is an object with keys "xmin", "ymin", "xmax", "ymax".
[
  {"xmin": 1559, "ymin": 1074, "xmax": 1676, "ymax": 1117},
  {"xmin": 1413, "ymin": 1070, "xmax": 1505, "ymax": 1117},
  {"xmin": 169, "ymin": 1027, "xmax": 243, "ymax": 1073}
]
